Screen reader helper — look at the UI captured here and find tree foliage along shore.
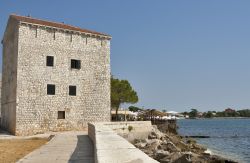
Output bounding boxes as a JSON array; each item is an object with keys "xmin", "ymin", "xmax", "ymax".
[
  {"xmin": 215, "ymin": 109, "xmax": 250, "ymax": 117},
  {"xmin": 111, "ymin": 76, "xmax": 138, "ymax": 120},
  {"xmin": 128, "ymin": 106, "xmax": 142, "ymax": 112},
  {"xmin": 189, "ymin": 109, "xmax": 198, "ymax": 118},
  {"xmin": 185, "ymin": 108, "xmax": 250, "ymax": 118}
]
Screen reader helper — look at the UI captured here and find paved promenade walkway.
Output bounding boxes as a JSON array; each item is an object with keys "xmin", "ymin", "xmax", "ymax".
[{"xmin": 17, "ymin": 131, "xmax": 94, "ymax": 163}]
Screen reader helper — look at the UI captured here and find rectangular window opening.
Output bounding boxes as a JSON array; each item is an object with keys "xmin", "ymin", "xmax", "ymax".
[
  {"xmin": 47, "ymin": 84, "xmax": 55, "ymax": 95},
  {"xmin": 46, "ymin": 56, "xmax": 54, "ymax": 67},
  {"xmin": 58, "ymin": 111, "xmax": 65, "ymax": 119},
  {"xmin": 71, "ymin": 59, "xmax": 81, "ymax": 69},
  {"xmin": 69, "ymin": 85, "xmax": 76, "ymax": 96}
]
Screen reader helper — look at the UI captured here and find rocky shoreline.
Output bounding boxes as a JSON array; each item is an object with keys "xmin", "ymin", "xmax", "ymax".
[{"xmin": 132, "ymin": 126, "xmax": 237, "ymax": 163}]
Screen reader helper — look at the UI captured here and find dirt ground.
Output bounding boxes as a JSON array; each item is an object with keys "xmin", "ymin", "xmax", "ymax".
[{"xmin": 0, "ymin": 138, "xmax": 48, "ymax": 163}]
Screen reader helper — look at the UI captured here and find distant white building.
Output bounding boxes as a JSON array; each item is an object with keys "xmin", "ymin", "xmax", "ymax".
[{"xmin": 163, "ymin": 111, "xmax": 184, "ymax": 119}]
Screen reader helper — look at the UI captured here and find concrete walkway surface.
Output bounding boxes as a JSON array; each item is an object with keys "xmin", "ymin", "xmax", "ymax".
[
  {"xmin": 0, "ymin": 128, "xmax": 51, "ymax": 140},
  {"xmin": 17, "ymin": 131, "xmax": 94, "ymax": 163}
]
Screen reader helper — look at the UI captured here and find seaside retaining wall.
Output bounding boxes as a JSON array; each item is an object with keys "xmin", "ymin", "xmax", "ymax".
[
  {"xmin": 88, "ymin": 121, "xmax": 159, "ymax": 163},
  {"xmin": 153, "ymin": 120, "xmax": 178, "ymax": 134},
  {"xmin": 100, "ymin": 121, "xmax": 153, "ymax": 142}
]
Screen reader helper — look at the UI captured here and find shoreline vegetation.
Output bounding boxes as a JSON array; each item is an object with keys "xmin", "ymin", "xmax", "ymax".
[
  {"xmin": 132, "ymin": 125, "xmax": 237, "ymax": 163},
  {"xmin": 187, "ymin": 116, "xmax": 250, "ymax": 120},
  {"xmin": 184, "ymin": 108, "xmax": 250, "ymax": 119}
]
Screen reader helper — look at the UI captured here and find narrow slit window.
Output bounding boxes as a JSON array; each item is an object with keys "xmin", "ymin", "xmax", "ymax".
[
  {"xmin": 35, "ymin": 27, "xmax": 38, "ymax": 38},
  {"xmin": 69, "ymin": 85, "xmax": 76, "ymax": 96},
  {"xmin": 53, "ymin": 30, "xmax": 56, "ymax": 40},
  {"xmin": 70, "ymin": 34, "xmax": 72, "ymax": 42},
  {"xmin": 58, "ymin": 111, "xmax": 65, "ymax": 119},
  {"xmin": 47, "ymin": 84, "xmax": 55, "ymax": 95},
  {"xmin": 71, "ymin": 59, "xmax": 81, "ymax": 69},
  {"xmin": 46, "ymin": 56, "xmax": 54, "ymax": 67}
]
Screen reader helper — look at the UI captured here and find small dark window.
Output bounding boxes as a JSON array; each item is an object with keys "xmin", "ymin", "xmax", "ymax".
[
  {"xmin": 58, "ymin": 111, "xmax": 65, "ymax": 119},
  {"xmin": 47, "ymin": 84, "xmax": 55, "ymax": 95},
  {"xmin": 46, "ymin": 56, "xmax": 54, "ymax": 67},
  {"xmin": 69, "ymin": 85, "xmax": 76, "ymax": 96},
  {"xmin": 71, "ymin": 59, "xmax": 81, "ymax": 69}
]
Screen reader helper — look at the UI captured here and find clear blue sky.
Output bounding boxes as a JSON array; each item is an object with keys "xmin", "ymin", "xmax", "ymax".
[{"xmin": 1, "ymin": 1, "xmax": 250, "ymax": 112}]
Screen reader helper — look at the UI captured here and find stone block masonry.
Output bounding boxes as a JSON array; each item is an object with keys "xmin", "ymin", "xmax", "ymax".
[{"xmin": 1, "ymin": 14, "xmax": 111, "ymax": 136}]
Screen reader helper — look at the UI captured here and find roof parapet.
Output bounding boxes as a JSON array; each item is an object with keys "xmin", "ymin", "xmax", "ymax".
[{"xmin": 10, "ymin": 14, "xmax": 111, "ymax": 40}]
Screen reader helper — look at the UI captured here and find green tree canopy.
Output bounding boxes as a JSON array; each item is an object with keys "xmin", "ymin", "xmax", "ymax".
[
  {"xmin": 189, "ymin": 109, "xmax": 198, "ymax": 118},
  {"xmin": 238, "ymin": 109, "xmax": 250, "ymax": 117},
  {"xmin": 128, "ymin": 106, "xmax": 142, "ymax": 112},
  {"xmin": 204, "ymin": 111, "xmax": 213, "ymax": 118},
  {"xmin": 111, "ymin": 76, "xmax": 138, "ymax": 120}
]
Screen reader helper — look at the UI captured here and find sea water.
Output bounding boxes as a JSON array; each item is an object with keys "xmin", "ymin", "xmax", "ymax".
[{"xmin": 178, "ymin": 118, "xmax": 250, "ymax": 163}]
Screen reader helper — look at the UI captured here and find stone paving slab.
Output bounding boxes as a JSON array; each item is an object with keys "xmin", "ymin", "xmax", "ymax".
[{"xmin": 17, "ymin": 131, "xmax": 94, "ymax": 163}]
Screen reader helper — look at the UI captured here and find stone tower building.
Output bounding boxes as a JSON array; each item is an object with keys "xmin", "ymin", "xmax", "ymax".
[{"xmin": 1, "ymin": 14, "xmax": 111, "ymax": 136}]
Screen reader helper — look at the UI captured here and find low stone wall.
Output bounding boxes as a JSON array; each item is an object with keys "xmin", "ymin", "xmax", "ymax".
[
  {"xmin": 100, "ymin": 121, "xmax": 153, "ymax": 142},
  {"xmin": 153, "ymin": 120, "xmax": 178, "ymax": 134},
  {"xmin": 88, "ymin": 121, "xmax": 159, "ymax": 163}
]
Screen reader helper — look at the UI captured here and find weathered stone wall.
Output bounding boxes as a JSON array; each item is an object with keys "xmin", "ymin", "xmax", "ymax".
[
  {"xmin": 2, "ymin": 21, "xmax": 111, "ymax": 135},
  {"xmin": 1, "ymin": 18, "xmax": 19, "ymax": 134},
  {"xmin": 155, "ymin": 120, "xmax": 178, "ymax": 134},
  {"xmin": 15, "ymin": 24, "xmax": 111, "ymax": 135}
]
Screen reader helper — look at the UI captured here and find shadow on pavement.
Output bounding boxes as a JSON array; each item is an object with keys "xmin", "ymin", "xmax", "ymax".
[{"xmin": 69, "ymin": 135, "xmax": 94, "ymax": 163}]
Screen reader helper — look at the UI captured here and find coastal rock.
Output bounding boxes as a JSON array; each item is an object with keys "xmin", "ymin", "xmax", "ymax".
[
  {"xmin": 189, "ymin": 143, "xmax": 206, "ymax": 154},
  {"xmin": 148, "ymin": 132, "xmax": 157, "ymax": 139},
  {"xmin": 160, "ymin": 141, "xmax": 180, "ymax": 153},
  {"xmin": 143, "ymin": 150, "xmax": 154, "ymax": 157},
  {"xmin": 148, "ymin": 131, "xmax": 164, "ymax": 140},
  {"xmin": 134, "ymin": 138, "xmax": 148, "ymax": 148},
  {"xmin": 149, "ymin": 127, "xmax": 164, "ymax": 139},
  {"xmin": 146, "ymin": 138, "xmax": 161, "ymax": 145},
  {"xmin": 134, "ymin": 142, "xmax": 147, "ymax": 148},
  {"xmin": 160, "ymin": 152, "xmax": 182, "ymax": 163},
  {"xmin": 145, "ymin": 139, "xmax": 162, "ymax": 152},
  {"xmin": 172, "ymin": 153, "xmax": 192, "ymax": 163},
  {"xmin": 131, "ymin": 126, "xmax": 238, "ymax": 163},
  {"xmin": 133, "ymin": 139, "xmax": 141, "ymax": 144},
  {"xmin": 160, "ymin": 152, "xmax": 199, "ymax": 163},
  {"xmin": 209, "ymin": 155, "xmax": 238, "ymax": 163},
  {"xmin": 154, "ymin": 150, "xmax": 170, "ymax": 160},
  {"xmin": 177, "ymin": 141, "xmax": 189, "ymax": 152},
  {"xmin": 186, "ymin": 138, "xmax": 196, "ymax": 144}
]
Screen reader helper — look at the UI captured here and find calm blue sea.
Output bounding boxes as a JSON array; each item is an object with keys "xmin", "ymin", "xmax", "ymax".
[{"xmin": 178, "ymin": 119, "xmax": 250, "ymax": 163}]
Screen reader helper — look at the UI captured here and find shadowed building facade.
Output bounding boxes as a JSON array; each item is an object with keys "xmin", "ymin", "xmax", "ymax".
[{"xmin": 1, "ymin": 14, "xmax": 111, "ymax": 136}]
